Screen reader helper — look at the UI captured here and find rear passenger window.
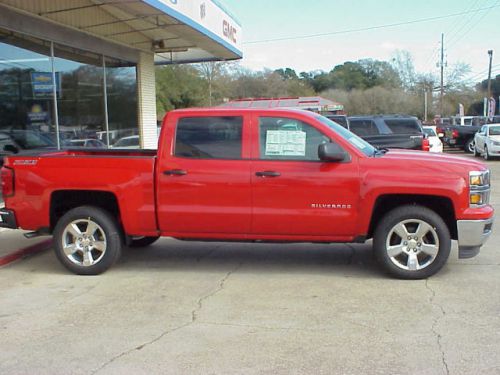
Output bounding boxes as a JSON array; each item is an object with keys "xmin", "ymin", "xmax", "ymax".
[
  {"xmin": 175, "ymin": 116, "xmax": 243, "ymax": 159},
  {"xmin": 349, "ymin": 120, "xmax": 379, "ymax": 136},
  {"xmin": 384, "ymin": 119, "xmax": 422, "ymax": 134}
]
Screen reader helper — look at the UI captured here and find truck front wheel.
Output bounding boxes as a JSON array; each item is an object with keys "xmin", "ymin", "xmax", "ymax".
[
  {"xmin": 53, "ymin": 206, "xmax": 123, "ymax": 275},
  {"xmin": 373, "ymin": 205, "xmax": 451, "ymax": 279}
]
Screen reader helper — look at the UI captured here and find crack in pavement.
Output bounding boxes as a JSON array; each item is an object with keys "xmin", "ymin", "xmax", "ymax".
[
  {"xmin": 425, "ymin": 279, "xmax": 449, "ymax": 375},
  {"xmin": 91, "ymin": 262, "xmax": 242, "ymax": 375},
  {"xmin": 192, "ymin": 262, "xmax": 242, "ymax": 322}
]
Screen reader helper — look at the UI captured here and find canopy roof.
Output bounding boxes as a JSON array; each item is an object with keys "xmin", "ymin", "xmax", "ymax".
[{"xmin": 0, "ymin": 0, "xmax": 242, "ymax": 64}]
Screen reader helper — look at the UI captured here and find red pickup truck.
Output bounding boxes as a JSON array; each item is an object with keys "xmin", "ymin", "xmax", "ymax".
[{"xmin": 0, "ymin": 108, "xmax": 494, "ymax": 279}]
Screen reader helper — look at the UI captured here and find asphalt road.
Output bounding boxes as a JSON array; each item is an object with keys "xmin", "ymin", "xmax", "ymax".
[{"xmin": 0, "ymin": 153, "xmax": 499, "ymax": 375}]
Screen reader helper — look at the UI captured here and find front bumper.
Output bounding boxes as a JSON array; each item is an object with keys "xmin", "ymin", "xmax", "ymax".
[
  {"xmin": 487, "ymin": 144, "xmax": 500, "ymax": 156},
  {"xmin": 0, "ymin": 208, "xmax": 17, "ymax": 229},
  {"xmin": 457, "ymin": 218, "xmax": 494, "ymax": 258}
]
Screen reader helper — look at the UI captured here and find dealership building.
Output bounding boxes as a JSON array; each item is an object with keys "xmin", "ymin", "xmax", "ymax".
[{"xmin": 0, "ymin": 0, "xmax": 242, "ymax": 148}]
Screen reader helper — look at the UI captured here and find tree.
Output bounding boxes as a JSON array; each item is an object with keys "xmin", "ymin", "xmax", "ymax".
[
  {"xmin": 155, "ymin": 65, "xmax": 205, "ymax": 117},
  {"xmin": 196, "ymin": 61, "xmax": 226, "ymax": 106},
  {"xmin": 391, "ymin": 50, "xmax": 417, "ymax": 90}
]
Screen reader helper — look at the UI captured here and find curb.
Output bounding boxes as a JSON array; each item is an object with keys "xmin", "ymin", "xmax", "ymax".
[{"xmin": 0, "ymin": 238, "xmax": 53, "ymax": 267}]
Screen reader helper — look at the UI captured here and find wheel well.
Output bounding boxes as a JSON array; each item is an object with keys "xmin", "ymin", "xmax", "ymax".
[
  {"xmin": 50, "ymin": 190, "xmax": 120, "ymax": 232},
  {"xmin": 367, "ymin": 195, "xmax": 457, "ymax": 240}
]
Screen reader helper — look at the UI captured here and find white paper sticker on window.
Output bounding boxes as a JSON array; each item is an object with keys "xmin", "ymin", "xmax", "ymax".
[{"xmin": 266, "ymin": 130, "xmax": 306, "ymax": 156}]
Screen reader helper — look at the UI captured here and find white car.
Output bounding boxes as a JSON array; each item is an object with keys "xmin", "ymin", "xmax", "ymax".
[
  {"xmin": 111, "ymin": 135, "xmax": 140, "ymax": 149},
  {"xmin": 66, "ymin": 139, "xmax": 106, "ymax": 148},
  {"xmin": 474, "ymin": 123, "xmax": 500, "ymax": 160},
  {"xmin": 423, "ymin": 126, "xmax": 443, "ymax": 153}
]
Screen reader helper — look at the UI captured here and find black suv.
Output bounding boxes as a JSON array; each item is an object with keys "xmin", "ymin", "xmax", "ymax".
[{"xmin": 347, "ymin": 115, "xmax": 425, "ymax": 150}]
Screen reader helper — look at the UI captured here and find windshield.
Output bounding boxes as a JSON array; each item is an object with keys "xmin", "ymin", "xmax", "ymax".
[
  {"xmin": 423, "ymin": 128, "xmax": 437, "ymax": 136},
  {"xmin": 489, "ymin": 126, "xmax": 500, "ymax": 136},
  {"xmin": 315, "ymin": 115, "xmax": 377, "ymax": 156}
]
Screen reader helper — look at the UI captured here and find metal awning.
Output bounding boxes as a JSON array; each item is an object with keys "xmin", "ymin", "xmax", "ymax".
[{"xmin": 0, "ymin": 0, "xmax": 242, "ymax": 64}]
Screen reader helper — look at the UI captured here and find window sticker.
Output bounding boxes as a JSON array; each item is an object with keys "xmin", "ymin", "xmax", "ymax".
[{"xmin": 265, "ymin": 130, "xmax": 306, "ymax": 156}]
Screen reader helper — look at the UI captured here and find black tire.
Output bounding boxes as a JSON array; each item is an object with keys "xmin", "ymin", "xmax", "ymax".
[
  {"xmin": 373, "ymin": 205, "xmax": 451, "ymax": 279},
  {"xmin": 129, "ymin": 236, "xmax": 160, "ymax": 247},
  {"xmin": 53, "ymin": 206, "xmax": 123, "ymax": 275},
  {"xmin": 465, "ymin": 138, "xmax": 475, "ymax": 153},
  {"xmin": 483, "ymin": 146, "xmax": 490, "ymax": 161}
]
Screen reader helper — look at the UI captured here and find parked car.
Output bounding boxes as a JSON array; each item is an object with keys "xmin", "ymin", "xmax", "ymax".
[
  {"xmin": 474, "ymin": 124, "xmax": 500, "ymax": 160},
  {"xmin": 0, "ymin": 130, "xmax": 55, "ymax": 167},
  {"xmin": 423, "ymin": 126, "xmax": 443, "ymax": 153},
  {"xmin": 111, "ymin": 135, "xmax": 140, "ymax": 149},
  {"xmin": 1, "ymin": 108, "xmax": 493, "ymax": 279},
  {"xmin": 347, "ymin": 115, "xmax": 428, "ymax": 151},
  {"xmin": 65, "ymin": 139, "xmax": 107, "ymax": 148}
]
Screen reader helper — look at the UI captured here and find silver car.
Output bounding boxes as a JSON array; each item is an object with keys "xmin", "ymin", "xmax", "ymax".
[{"xmin": 474, "ymin": 124, "xmax": 500, "ymax": 160}]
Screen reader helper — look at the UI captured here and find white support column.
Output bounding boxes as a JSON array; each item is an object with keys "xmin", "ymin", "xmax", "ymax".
[{"xmin": 137, "ymin": 52, "xmax": 158, "ymax": 149}]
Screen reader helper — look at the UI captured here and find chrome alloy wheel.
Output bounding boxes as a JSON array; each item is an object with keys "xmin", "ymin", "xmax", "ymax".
[
  {"xmin": 385, "ymin": 219, "xmax": 439, "ymax": 271},
  {"xmin": 61, "ymin": 219, "xmax": 107, "ymax": 266}
]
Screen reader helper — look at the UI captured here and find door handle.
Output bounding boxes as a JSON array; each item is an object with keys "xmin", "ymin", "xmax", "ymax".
[
  {"xmin": 163, "ymin": 169, "xmax": 187, "ymax": 176},
  {"xmin": 255, "ymin": 171, "xmax": 281, "ymax": 177}
]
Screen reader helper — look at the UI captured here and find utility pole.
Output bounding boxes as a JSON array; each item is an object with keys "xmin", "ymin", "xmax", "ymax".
[
  {"xmin": 487, "ymin": 50, "xmax": 493, "ymax": 98},
  {"xmin": 439, "ymin": 33, "xmax": 445, "ymax": 117},
  {"xmin": 424, "ymin": 90, "xmax": 428, "ymax": 122}
]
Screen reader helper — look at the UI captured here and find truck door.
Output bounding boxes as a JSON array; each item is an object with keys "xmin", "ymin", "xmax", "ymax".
[
  {"xmin": 157, "ymin": 114, "xmax": 252, "ymax": 236},
  {"xmin": 250, "ymin": 115, "xmax": 360, "ymax": 239}
]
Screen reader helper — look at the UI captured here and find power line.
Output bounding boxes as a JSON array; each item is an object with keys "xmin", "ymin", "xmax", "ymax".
[
  {"xmin": 423, "ymin": 0, "xmax": 485, "ymax": 71},
  {"xmin": 243, "ymin": 4, "xmax": 500, "ymax": 45},
  {"xmin": 447, "ymin": 0, "xmax": 499, "ymax": 50}
]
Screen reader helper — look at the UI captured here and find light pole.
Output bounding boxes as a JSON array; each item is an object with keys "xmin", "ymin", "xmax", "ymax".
[{"xmin": 487, "ymin": 50, "xmax": 493, "ymax": 99}]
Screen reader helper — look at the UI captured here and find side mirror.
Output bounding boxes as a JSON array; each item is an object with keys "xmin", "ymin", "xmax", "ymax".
[
  {"xmin": 318, "ymin": 142, "xmax": 347, "ymax": 162},
  {"xmin": 3, "ymin": 144, "xmax": 18, "ymax": 154}
]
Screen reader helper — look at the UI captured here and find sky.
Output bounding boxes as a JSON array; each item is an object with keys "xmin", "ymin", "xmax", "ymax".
[{"xmin": 222, "ymin": 0, "xmax": 500, "ymax": 83}]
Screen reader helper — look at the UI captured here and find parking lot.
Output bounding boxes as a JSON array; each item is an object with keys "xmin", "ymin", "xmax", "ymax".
[{"xmin": 1, "ymin": 151, "xmax": 499, "ymax": 375}]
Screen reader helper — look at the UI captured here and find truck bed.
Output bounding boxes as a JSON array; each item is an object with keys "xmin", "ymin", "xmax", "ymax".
[{"xmin": 3, "ymin": 148, "xmax": 158, "ymax": 236}]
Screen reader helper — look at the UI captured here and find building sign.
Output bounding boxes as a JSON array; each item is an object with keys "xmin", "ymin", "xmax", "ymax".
[
  {"xmin": 31, "ymin": 72, "xmax": 61, "ymax": 98},
  {"xmin": 156, "ymin": 0, "xmax": 242, "ymax": 52}
]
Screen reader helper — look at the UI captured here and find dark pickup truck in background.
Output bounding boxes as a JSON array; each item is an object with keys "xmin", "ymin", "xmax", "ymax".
[
  {"xmin": 439, "ymin": 124, "xmax": 481, "ymax": 153},
  {"xmin": 345, "ymin": 115, "xmax": 428, "ymax": 151}
]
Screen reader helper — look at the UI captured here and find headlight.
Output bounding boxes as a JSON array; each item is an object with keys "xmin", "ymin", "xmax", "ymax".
[
  {"xmin": 469, "ymin": 170, "xmax": 490, "ymax": 207},
  {"xmin": 469, "ymin": 170, "xmax": 490, "ymax": 186},
  {"xmin": 492, "ymin": 141, "xmax": 500, "ymax": 146}
]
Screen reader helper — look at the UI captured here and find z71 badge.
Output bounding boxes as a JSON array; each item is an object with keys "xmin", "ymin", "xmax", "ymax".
[{"xmin": 13, "ymin": 159, "xmax": 38, "ymax": 166}]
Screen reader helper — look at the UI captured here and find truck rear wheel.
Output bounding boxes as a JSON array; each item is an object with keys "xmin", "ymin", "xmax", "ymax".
[
  {"xmin": 373, "ymin": 205, "xmax": 451, "ymax": 279},
  {"xmin": 465, "ymin": 138, "xmax": 475, "ymax": 153},
  {"xmin": 53, "ymin": 206, "xmax": 123, "ymax": 275}
]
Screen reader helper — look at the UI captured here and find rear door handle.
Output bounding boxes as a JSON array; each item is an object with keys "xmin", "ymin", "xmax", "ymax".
[
  {"xmin": 255, "ymin": 171, "xmax": 281, "ymax": 177},
  {"xmin": 163, "ymin": 169, "xmax": 187, "ymax": 176}
]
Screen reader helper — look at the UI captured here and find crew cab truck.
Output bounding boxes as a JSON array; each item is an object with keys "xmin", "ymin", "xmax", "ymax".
[{"xmin": 0, "ymin": 108, "xmax": 494, "ymax": 279}]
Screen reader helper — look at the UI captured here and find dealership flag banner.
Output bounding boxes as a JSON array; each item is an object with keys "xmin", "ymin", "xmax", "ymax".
[{"xmin": 488, "ymin": 97, "xmax": 496, "ymax": 119}]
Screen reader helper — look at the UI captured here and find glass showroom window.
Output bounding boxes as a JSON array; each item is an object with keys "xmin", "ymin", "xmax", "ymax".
[
  {"xmin": 105, "ymin": 59, "xmax": 138, "ymax": 147},
  {"xmin": 0, "ymin": 28, "xmax": 138, "ymax": 151},
  {"xmin": 0, "ymin": 32, "xmax": 57, "ymax": 154}
]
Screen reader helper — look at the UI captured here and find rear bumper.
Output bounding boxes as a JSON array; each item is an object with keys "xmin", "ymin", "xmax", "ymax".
[
  {"xmin": 457, "ymin": 218, "xmax": 494, "ymax": 258},
  {"xmin": 0, "ymin": 208, "xmax": 17, "ymax": 229}
]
